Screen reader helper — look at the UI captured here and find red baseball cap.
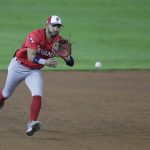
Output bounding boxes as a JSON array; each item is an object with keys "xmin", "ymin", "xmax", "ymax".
[{"xmin": 47, "ymin": 15, "xmax": 63, "ymax": 26}]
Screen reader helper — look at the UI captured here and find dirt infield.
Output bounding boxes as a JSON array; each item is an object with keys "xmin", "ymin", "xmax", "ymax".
[{"xmin": 0, "ymin": 71, "xmax": 150, "ymax": 150}]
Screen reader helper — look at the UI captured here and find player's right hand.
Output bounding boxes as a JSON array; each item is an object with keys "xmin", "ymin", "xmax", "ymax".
[{"xmin": 45, "ymin": 58, "xmax": 57, "ymax": 67}]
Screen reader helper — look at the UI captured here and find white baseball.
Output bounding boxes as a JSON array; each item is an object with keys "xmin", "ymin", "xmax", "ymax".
[{"xmin": 95, "ymin": 61, "xmax": 102, "ymax": 68}]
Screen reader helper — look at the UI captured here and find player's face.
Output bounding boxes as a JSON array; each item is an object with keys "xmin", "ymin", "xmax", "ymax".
[{"xmin": 46, "ymin": 24, "xmax": 61, "ymax": 37}]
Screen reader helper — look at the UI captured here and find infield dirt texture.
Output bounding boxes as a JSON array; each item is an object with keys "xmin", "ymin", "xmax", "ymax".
[{"xmin": 0, "ymin": 71, "xmax": 150, "ymax": 150}]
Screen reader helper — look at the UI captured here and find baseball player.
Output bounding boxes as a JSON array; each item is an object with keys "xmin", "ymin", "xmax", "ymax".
[{"xmin": 0, "ymin": 15, "xmax": 74, "ymax": 136}]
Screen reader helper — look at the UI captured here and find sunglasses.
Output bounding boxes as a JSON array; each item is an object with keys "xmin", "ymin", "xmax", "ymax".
[{"xmin": 52, "ymin": 24, "xmax": 62, "ymax": 28}]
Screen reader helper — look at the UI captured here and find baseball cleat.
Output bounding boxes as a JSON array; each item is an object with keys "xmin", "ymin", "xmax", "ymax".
[
  {"xmin": 0, "ymin": 102, "xmax": 4, "ymax": 109},
  {"xmin": 26, "ymin": 121, "xmax": 41, "ymax": 136}
]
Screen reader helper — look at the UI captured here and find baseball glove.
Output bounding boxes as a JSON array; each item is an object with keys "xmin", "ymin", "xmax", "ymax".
[{"xmin": 52, "ymin": 38, "xmax": 72, "ymax": 58}]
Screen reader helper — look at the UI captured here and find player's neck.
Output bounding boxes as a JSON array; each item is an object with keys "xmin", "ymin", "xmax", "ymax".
[
  {"xmin": 46, "ymin": 37, "xmax": 53, "ymax": 42},
  {"xmin": 46, "ymin": 34, "xmax": 54, "ymax": 42}
]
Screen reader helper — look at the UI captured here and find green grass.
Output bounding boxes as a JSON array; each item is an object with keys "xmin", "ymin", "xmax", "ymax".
[{"xmin": 0, "ymin": 0, "xmax": 150, "ymax": 70}]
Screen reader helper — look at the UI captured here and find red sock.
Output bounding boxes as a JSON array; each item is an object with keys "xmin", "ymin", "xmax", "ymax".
[
  {"xmin": 30, "ymin": 96, "xmax": 42, "ymax": 121},
  {"xmin": 0, "ymin": 91, "xmax": 6, "ymax": 103}
]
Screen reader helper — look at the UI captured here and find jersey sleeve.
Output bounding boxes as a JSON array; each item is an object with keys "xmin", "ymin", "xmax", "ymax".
[{"xmin": 24, "ymin": 31, "xmax": 41, "ymax": 50}]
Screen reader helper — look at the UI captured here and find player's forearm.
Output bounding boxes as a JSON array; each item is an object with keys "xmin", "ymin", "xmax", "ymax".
[
  {"xmin": 27, "ymin": 48, "xmax": 57, "ymax": 67},
  {"xmin": 27, "ymin": 48, "xmax": 37, "ymax": 61},
  {"xmin": 27, "ymin": 48, "xmax": 45, "ymax": 65}
]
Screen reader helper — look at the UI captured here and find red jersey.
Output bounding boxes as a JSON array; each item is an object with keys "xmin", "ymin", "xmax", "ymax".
[{"xmin": 15, "ymin": 28, "xmax": 62, "ymax": 69}]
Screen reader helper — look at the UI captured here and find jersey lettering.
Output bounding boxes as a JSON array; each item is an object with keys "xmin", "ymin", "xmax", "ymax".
[{"xmin": 37, "ymin": 48, "xmax": 56, "ymax": 57}]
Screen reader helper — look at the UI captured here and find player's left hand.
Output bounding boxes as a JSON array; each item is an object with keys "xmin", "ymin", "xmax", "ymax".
[{"xmin": 52, "ymin": 38, "xmax": 72, "ymax": 59}]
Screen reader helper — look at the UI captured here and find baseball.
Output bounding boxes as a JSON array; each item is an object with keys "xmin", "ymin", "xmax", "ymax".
[{"xmin": 95, "ymin": 61, "xmax": 102, "ymax": 68}]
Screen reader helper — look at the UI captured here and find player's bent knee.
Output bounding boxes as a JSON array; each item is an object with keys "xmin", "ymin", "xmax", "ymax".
[{"xmin": 2, "ymin": 91, "xmax": 12, "ymax": 99}]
